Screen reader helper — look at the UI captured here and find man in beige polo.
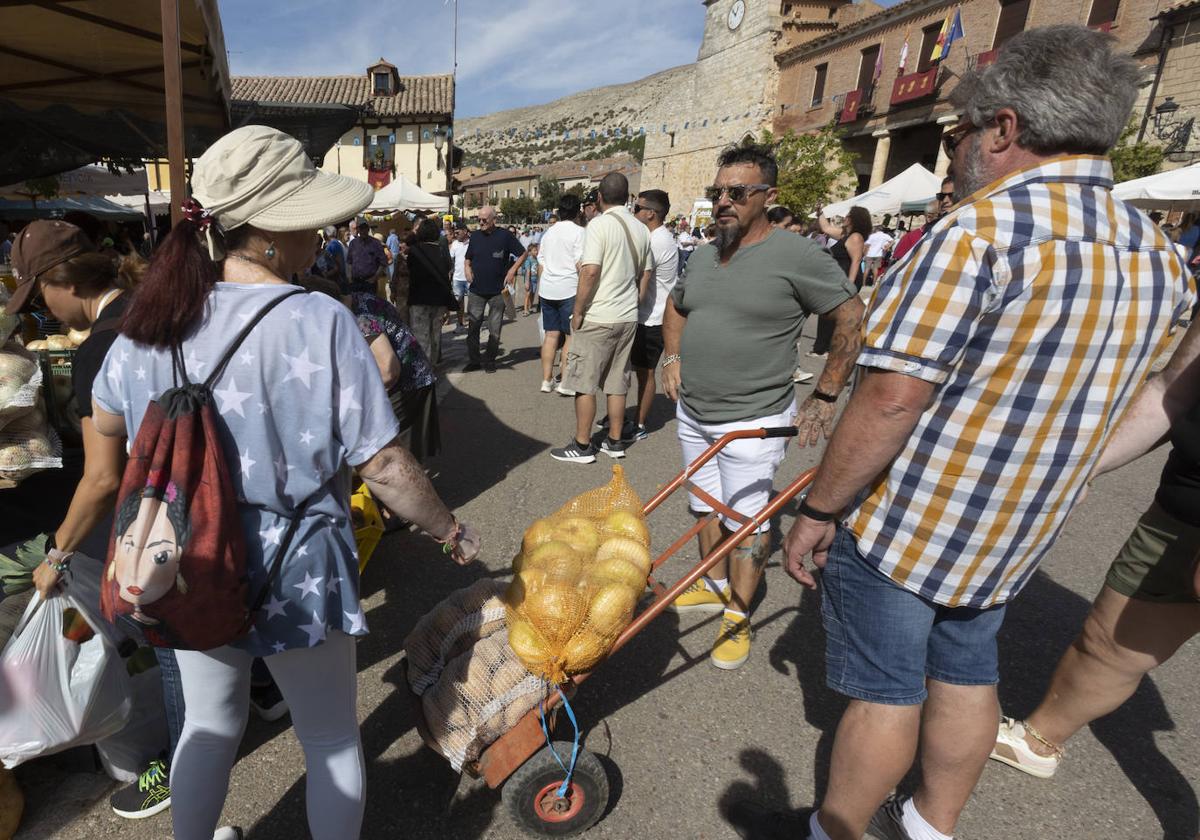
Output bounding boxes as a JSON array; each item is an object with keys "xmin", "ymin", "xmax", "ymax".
[{"xmin": 550, "ymin": 172, "xmax": 652, "ymax": 463}]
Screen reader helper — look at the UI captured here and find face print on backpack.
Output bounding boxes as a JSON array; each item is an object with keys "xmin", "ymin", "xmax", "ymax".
[{"xmin": 107, "ymin": 480, "xmax": 190, "ymax": 626}]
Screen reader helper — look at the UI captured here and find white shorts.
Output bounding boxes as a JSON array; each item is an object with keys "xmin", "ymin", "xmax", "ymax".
[{"xmin": 676, "ymin": 400, "xmax": 797, "ymax": 534}]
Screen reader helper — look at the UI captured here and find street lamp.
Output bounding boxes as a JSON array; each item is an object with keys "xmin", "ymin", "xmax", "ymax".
[{"xmin": 1153, "ymin": 97, "xmax": 1181, "ymax": 135}]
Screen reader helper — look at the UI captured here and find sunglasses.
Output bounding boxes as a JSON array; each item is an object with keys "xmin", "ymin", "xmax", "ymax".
[
  {"xmin": 942, "ymin": 122, "xmax": 981, "ymax": 158},
  {"xmin": 935, "ymin": 191, "xmax": 954, "ymax": 203},
  {"xmin": 704, "ymin": 184, "xmax": 771, "ymax": 203},
  {"xmin": 633, "ymin": 204, "xmax": 661, "ymax": 216}
]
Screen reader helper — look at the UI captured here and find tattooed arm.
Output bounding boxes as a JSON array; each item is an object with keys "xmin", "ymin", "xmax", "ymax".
[{"xmin": 794, "ymin": 294, "xmax": 865, "ymax": 447}]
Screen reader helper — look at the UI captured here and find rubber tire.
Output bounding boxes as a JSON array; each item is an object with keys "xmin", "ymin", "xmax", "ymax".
[{"xmin": 502, "ymin": 741, "xmax": 610, "ymax": 837}]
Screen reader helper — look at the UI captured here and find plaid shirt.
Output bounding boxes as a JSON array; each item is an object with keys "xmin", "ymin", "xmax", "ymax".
[{"xmin": 850, "ymin": 155, "xmax": 1194, "ymax": 608}]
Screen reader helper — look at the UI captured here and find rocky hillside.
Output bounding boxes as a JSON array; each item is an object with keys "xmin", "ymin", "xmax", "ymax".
[{"xmin": 456, "ymin": 64, "xmax": 692, "ymax": 170}]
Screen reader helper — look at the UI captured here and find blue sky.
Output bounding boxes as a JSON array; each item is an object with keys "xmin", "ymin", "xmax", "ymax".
[{"xmin": 220, "ymin": 0, "xmax": 708, "ymax": 117}]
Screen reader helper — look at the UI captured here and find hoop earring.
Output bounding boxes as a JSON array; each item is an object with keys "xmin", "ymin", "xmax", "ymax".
[{"xmin": 265, "ymin": 242, "xmax": 277, "ymax": 260}]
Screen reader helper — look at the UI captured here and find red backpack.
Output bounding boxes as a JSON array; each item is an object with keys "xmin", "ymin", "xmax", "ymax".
[{"xmin": 101, "ymin": 290, "xmax": 306, "ymax": 650}]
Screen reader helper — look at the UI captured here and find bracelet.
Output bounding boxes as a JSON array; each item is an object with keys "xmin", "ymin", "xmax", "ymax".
[
  {"xmin": 811, "ymin": 389, "xmax": 838, "ymax": 404},
  {"xmin": 663, "ymin": 354, "xmax": 681, "ymax": 367},
  {"xmin": 434, "ymin": 518, "xmax": 465, "ymax": 555},
  {"xmin": 798, "ymin": 497, "xmax": 838, "ymax": 522},
  {"xmin": 44, "ymin": 547, "xmax": 74, "ymax": 574}
]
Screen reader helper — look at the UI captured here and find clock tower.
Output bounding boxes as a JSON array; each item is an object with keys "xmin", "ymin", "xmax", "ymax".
[{"xmin": 643, "ymin": 1, "xmax": 783, "ymax": 214}]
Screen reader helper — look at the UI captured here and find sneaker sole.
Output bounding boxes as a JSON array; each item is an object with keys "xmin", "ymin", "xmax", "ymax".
[
  {"xmin": 988, "ymin": 746, "xmax": 1057, "ymax": 779},
  {"xmin": 550, "ymin": 452, "xmax": 596, "ymax": 464},
  {"xmin": 112, "ymin": 797, "xmax": 172, "ymax": 820},
  {"xmin": 710, "ymin": 650, "xmax": 751, "ymax": 670},
  {"xmin": 666, "ymin": 600, "xmax": 728, "ymax": 615},
  {"xmin": 600, "ymin": 448, "xmax": 626, "ymax": 459}
]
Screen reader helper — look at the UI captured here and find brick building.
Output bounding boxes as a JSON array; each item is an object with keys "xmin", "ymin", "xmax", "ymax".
[
  {"xmin": 774, "ymin": 0, "xmax": 1167, "ymax": 193},
  {"xmin": 1138, "ymin": 0, "xmax": 1200, "ymax": 166}
]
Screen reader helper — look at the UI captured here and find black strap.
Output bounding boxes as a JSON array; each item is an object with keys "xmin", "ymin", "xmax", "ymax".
[
  {"xmin": 247, "ymin": 494, "xmax": 314, "ymax": 620},
  {"xmin": 205, "ymin": 289, "xmax": 306, "ymax": 389}
]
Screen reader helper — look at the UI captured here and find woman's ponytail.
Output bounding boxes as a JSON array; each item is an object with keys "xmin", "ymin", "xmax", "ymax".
[{"xmin": 120, "ymin": 217, "xmax": 219, "ymax": 348}]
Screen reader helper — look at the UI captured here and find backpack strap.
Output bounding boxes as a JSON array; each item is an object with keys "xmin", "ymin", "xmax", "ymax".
[
  {"xmin": 203, "ymin": 289, "xmax": 306, "ymax": 389},
  {"xmin": 247, "ymin": 493, "xmax": 314, "ymax": 621}
]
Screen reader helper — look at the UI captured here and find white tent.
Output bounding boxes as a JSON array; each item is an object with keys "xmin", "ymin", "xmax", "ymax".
[
  {"xmin": 1112, "ymin": 163, "xmax": 1200, "ymax": 211},
  {"xmin": 368, "ymin": 176, "xmax": 447, "ymax": 213},
  {"xmin": 104, "ymin": 191, "xmax": 171, "ymax": 214},
  {"xmin": 823, "ymin": 164, "xmax": 942, "ymax": 219}
]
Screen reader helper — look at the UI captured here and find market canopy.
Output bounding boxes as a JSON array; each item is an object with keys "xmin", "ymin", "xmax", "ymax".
[
  {"xmin": 823, "ymin": 164, "xmax": 942, "ymax": 219},
  {"xmin": 1112, "ymin": 163, "xmax": 1200, "ymax": 211},
  {"xmin": 0, "ymin": 196, "xmax": 143, "ymax": 221},
  {"xmin": 0, "ymin": 0, "xmax": 231, "ymax": 184},
  {"xmin": 368, "ymin": 176, "xmax": 448, "ymax": 213}
]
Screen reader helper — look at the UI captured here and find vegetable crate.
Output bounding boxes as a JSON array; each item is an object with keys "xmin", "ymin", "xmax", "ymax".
[{"xmin": 404, "ymin": 427, "xmax": 815, "ymax": 836}]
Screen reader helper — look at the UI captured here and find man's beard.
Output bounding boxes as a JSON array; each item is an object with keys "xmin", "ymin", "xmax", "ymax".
[
  {"xmin": 953, "ymin": 133, "xmax": 989, "ymax": 202},
  {"xmin": 713, "ymin": 219, "xmax": 742, "ymax": 255}
]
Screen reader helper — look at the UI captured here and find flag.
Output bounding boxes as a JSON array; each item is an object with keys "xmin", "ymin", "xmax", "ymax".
[
  {"xmin": 930, "ymin": 8, "xmax": 964, "ymax": 62},
  {"xmin": 898, "ymin": 28, "xmax": 911, "ymax": 72},
  {"xmin": 873, "ymin": 44, "xmax": 884, "ymax": 83},
  {"xmin": 929, "ymin": 12, "xmax": 951, "ymax": 62}
]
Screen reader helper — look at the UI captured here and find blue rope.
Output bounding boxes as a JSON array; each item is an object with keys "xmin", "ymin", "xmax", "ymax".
[{"xmin": 537, "ymin": 688, "xmax": 582, "ymax": 797}]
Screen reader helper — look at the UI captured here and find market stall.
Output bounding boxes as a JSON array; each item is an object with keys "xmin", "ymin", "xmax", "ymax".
[
  {"xmin": 822, "ymin": 164, "xmax": 942, "ymax": 219},
  {"xmin": 1112, "ymin": 162, "xmax": 1200, "ymax": 211},
  {"xmin": 368, "ymin": 175, "xmax": 450, "ymax": 213}
]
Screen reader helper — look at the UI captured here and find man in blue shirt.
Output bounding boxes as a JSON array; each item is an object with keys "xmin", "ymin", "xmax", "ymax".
[
  {"xmin": 464, "ymin": 205, "xmax": 526, "ymax": 372},
  {"xmin": 385, "ymin": 228, "xmax": 401, "ymax": 283}
]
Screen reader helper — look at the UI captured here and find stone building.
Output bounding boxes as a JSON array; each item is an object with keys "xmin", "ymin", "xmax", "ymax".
[
  {"xmin": 461, "ymin": 156, "xmax": 642, "ymax": 219},
  {"xmin": 232, "ymin": 60, "xmax": 455, "ymax": 203},
  {"xmin": 642, "ymin": 0, "xmax": 784, "ymax": 214},
  {"xmin": 773, "ymin": 0, "xmax": 1166, "ymax": 193},
  {"xmin": 1138, "ymin": 0, "xmax": 1200, "ymax": 167}
]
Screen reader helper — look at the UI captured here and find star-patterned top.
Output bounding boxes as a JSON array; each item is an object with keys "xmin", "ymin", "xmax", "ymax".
[
  {"xmin": 92, "ymin": 283, "xmax": 400, "ymax": 656},
  {"xmin": 350, "ymin": 293, "xmax": 435, "ymax": 393}
]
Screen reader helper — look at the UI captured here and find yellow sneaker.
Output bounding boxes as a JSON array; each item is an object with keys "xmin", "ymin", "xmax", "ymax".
[
  {"xmin": 711, "ymin": 612, "xmax": 752, "ymax": 670},
  {"xmin": 668, "ymin": 578, "xmax": 728, "ymax": 614}
]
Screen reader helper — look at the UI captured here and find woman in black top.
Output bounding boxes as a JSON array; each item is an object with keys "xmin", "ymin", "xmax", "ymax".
[
  {"xmin": 406, "ymin": 218, "xmax": 456, "ymax": 365},
  {"xmin": 811, "ymin": 205, "xmax": 869, "ymax": 356}
]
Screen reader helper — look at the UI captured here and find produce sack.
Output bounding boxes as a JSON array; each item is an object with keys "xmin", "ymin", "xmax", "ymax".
[
  {"xmin": 0, "ymin": 566, "xmax": 132, "ymax": 768},
  {"xmin": 420, "ymin": 625, "xmax": 544, "ymax": 772},
  {"xmin": 505, "ymin": 466, "xmax": 650, "ymax": 684},
  {"xmin": 0, "ymin": 424, "xmax": 62, "ymax": 488},
  {"xmin": 403, "ymin": 578, "xmax": 509, "ymax": 696},
  {"xmin": 0, "ymin": 341, "xmax": 42, "ymax": 431}
]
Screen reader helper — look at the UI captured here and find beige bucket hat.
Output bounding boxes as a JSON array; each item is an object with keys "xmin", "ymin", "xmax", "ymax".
[{"xmin": 191, "ymin": 125, "xmax": 374, "ymax": 241}]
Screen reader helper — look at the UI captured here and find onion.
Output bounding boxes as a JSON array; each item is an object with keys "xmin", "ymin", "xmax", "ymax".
[
  {"xmin": 523, "ymin": 582, "xmax": 587, "ymax": 645},
  {"xmin": 561, "ymin": 630, "xmax": 607, "ymax": 674},
  {"xmin": 551, "ymin": 517, "xmax": 601, "ymax": 556},
  {"xmin": 601, "ymin": 510, "xmax": 650, "ymax": 547},
  {"xmin": 508, "ymin": 619, "xmax": 550, "ymax": 665},
  {"xmin": 589, "ymin": 555, "xmax": 646, "ymax": 592},
  {"xmin": 66, "ymin": 328, "xmax": 90, "ymax": 347},
  {"xmin": 527, "ymin": 541, "xmax": 579, "ymax": 570},
  {"xmin": 522, "ymin": 518, "xmax": 558, "ymax": 554},
  {"xmin": 596, "ymin": 537, "xmax": 653, "ymax": 576},
  {"xmin": 586, "ymin": 583, "xmax": 637, "ymax": 637},
  {"xmin": 505, "ymin": 569, "xmax": 544, "ymax": 609}
]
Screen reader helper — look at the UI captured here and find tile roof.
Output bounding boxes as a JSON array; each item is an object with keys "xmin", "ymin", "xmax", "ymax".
[
  {"xmin": 463, "ymin": 168, "xmax": 540, "ymax": 187},
  {"xmin": 231, "ymin": 73, "xmax": 453, "ymax": 118}
]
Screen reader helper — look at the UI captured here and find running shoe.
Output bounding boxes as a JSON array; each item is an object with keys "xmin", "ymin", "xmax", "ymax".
[
  {"xmin": 213, "ymin": 829, "xmax": 244, "ymax": 840},
  {"xmin": 633, "ymin": 424, "xmax": 649, "ymax": 441},
  {"xmin": 250, "ymin": 682, "xmax": 290, "ymax": 722},
  {"xmin": 711, "ymin": 612, "xmax": 752, "ymax": 670},
  {"xmin": 724, "ymin": 800, "xmax": 815, "ymax": 840},
  {"xmin": 550, "ymin": 439, "xmax": 596, "ymax": 464},
  {"xmin": 989, "ymin": 716, "xmax": 1060, "ymax": 778},
  {"xmin": 599, "ymin": 437, "xmax": 627, "ymax": 459},
  {"xmin": 540, "ymin": 380, "xmax": 553, "ymax": 393},
  {"xmin": 668, "ymin": 578, "xmax": 729, "ymax": 614},
  {"xmin": 792, "ymin": 368, "xmax": 814, "ymax": 383},
  {"xmin": 110, "ymin": 758, "xmax": 171, "ymax": 819},
  {"xmin": 556, "ymin": 383, "xmax": 576, "ymax": 397}
]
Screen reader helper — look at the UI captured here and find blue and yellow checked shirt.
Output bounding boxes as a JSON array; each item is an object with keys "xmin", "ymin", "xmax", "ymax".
[{"xmin": 851, "ymin": 155, "xmax": 1194, "ymax": 608}]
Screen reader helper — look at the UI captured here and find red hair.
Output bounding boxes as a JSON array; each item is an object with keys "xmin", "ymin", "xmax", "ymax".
[{"xmin": 121, "ymin": 219, "xmax": 219, "ymax": 347}]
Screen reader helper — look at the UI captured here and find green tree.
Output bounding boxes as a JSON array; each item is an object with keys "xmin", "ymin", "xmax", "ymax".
[
  {"xmin": 537, "ymin": 176, "xmax": 562, "ymax": 213},
  {"xmin": 500, "ymin": 196, "xmax": 537, "ymax": 223},
  {"xmin": 760, "ymin": 125, "xmax": 857, "ymax": 215},
  {"xmin": 1110, "ymin": 120, "xmax": 1164, "ymax": 184}
]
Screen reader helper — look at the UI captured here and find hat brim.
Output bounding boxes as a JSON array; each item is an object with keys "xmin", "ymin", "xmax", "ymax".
[
  {"xmin": 247, "ymin": 170, "xmax": 376, "ymax": 233},
  {"xmin": 3, "ymin": 277, "xmax": 36, "ymax": 316}
]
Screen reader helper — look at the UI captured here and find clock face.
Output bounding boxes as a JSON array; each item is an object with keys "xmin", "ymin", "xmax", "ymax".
[{"xmin": 728, "ymin": 0, "xmax": 746, "ymax": 30}]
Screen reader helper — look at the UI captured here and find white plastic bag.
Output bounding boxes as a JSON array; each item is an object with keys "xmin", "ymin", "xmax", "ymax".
[
  {"xmin": 0, "ymin": 573, "xmax": 131, "ymax": 768},
  {"xmin": 96, "ymin": 668, "xmax": 167, "ymax": 783}
]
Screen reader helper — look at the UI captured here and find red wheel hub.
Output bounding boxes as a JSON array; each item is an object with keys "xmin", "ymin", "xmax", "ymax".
[{"xmin": 533, "ymin": 780, "xmax": 585, "ymax": 823}]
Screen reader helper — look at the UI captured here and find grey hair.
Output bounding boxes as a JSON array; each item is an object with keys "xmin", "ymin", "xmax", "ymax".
[{"xmin": 950, "ymin": 25, "xmax": 1142, "ymax": 155}]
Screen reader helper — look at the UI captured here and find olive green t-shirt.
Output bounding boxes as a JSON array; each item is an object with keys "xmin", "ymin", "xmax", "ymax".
[{"xmin": 672, "ymin": 229, "xmax": 856, "ymax": 424}]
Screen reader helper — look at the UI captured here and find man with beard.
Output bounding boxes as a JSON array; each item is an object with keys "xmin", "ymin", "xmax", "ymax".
[
  {"xmin": 661, "ymin": 144, "xmax": 864, "ymax": 669},
  {"xmin": 760, "ymin": 26, "xmax": 1193, "ymax": 840}
]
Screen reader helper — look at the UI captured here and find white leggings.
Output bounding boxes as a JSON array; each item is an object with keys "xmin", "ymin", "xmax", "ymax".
[{"xmin": 171, "ymin": 631, "xmax": 364, "ymax": 840}]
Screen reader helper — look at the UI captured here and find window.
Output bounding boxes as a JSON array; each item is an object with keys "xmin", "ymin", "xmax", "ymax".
[
  {"xmin": 917, "ymin": 22, "xmax": 944, "ymax": 72},
  {"xmin": 993, "ymin": 0, "xmax": 1031, "ymax": 49},
  {"xmin": 857, "ymin": 44, "xmax": 881, "ymax": 93},
  {"xmin": 373, "ymin": 72, "xmax": 390, "ymax": 95},
  {"xmin": 504, "ymin": 189, "xmax": 511, "ymax": 198},
  {"xmin": 812, "ymin": 63, "xmax": 828, "ymax": 106},
  {"xmin": 1087, "ymin": 0, "xmax": 1119, "ymax": 25}
]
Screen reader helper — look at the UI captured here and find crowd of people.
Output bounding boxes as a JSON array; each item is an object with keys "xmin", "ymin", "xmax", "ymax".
[{"xmin": 1, "ymin": 22, "xmax": 1198, "ymax": 840}]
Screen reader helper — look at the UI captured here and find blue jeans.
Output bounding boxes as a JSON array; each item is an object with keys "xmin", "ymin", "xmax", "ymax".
[
  {"xmin": 154, "ymin": 647, "xmax": 185, "ymax": 763},
  {"xmin": 820, "ymin": 526, "xmax": 1007, "ymax": 705}
]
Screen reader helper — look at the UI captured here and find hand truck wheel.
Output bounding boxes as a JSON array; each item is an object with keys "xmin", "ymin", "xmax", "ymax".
[{"xmin": 501, "ymin": 741, "xmax": 610, "ymax": 837}]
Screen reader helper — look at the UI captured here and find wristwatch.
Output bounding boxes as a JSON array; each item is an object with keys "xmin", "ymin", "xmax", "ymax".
[{"xmin": 663, "ymin": 354, "xmax": 682, "ymax": 367}]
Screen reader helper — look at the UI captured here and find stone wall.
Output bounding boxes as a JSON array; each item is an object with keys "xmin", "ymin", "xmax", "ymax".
[{"xmin": 1149, "ymin": 7, "xmax": 1200, "ymax": 169}]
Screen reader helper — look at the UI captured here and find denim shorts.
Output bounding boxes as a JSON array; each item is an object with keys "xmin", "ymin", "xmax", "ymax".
[
  {"xmin": 820, "ymin": 527, "xmax": 1008, "ymax": 705},
  {"xmin": 541, "ymin": 296, "xmax": 574, "ymax": 334},
  {"xmin": 452, "ymin": 278, "xmax": 469, "ymax": 300}
]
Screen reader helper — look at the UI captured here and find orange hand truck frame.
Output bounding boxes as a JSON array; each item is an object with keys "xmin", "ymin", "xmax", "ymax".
[{"xmin": 406, "ymin": 427, "xmax": 816, "ymax": 836}]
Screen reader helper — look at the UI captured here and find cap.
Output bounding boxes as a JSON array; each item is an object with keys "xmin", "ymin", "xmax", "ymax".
[
  {"xmin": 583, "ymin": 189, "xmax": 598, "ymax": 206},
  {"xmin": 5, "ymin": 220, "xmax": 95, "ymax": 315}
]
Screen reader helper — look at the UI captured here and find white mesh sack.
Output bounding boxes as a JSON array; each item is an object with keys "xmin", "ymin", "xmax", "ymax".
[
  {"xmin": 0, "ymin": 341, "xmax": 42, "ymax": 431},
  {"xmin": 404, "ymin": 578, "xmax": 509, "ymax": 696}
]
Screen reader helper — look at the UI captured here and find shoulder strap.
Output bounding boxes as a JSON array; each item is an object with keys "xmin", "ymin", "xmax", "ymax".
[
  {"xmin": 203, "ymin": 289, "xmax": 306, "ymax": 389},
  {"xmin": 247, "ymin": 492, "xmax": 314, "ymax": 619},
  {"xmin": 613, "ymin": 214, "xmax": 647, "ymax": 279}
]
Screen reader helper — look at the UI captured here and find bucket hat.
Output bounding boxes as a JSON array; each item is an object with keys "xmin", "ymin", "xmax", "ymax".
[{"xmin": 191, "ymin": 125, "xmax": 374, "ymax": 246}]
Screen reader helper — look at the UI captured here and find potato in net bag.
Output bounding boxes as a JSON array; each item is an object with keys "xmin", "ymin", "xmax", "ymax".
[
  {"xmin": 506, "ymin": 466, "xmax": 651, "ymax": 684},
  {"xmin": 403, "ymin": 578, "xmax": 509, "ymax": 697},
  {"xmin": 420, "ymin": 625, "xmax": 546, "ymax": 772}
]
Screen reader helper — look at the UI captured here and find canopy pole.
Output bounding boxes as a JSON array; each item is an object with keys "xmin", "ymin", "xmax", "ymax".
[{"xmin": 161, "ymin": 0, "xmax": 186, "ymax": 226}]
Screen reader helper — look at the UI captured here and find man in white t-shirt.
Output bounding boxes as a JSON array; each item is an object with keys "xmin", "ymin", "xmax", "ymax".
[
  {"xmin": 631, "ymin": 189, "xmax": 678, "ymax": 441},
  {"xmin": 448, "ymin": 224, "xmax": 470, "ymax": 327},
  {"xmin": 863, "ymin": 225, "xmax": 893, "ymax": 286},
  {"xmin": 550, "ymin": 173, "xmax": 652, "ymax": 463},
  {"xmin": 676, "ymin": 224, "xmax": 697, "ymax": 276},
  {"xmin": 536, "ymin": 195, "xmax": 586, "ymax": 394}
]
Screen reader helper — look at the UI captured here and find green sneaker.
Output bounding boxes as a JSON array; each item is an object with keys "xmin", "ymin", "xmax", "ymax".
[{"xmin": 110, "ymin": 758, "xmax": 171, "ymax": 819}]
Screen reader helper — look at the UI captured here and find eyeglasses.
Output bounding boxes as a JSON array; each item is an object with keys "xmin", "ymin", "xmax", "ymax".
[
  {"xmin": 935, "ymin": 191, "xmax": 954, "ymax": 203},
  {"xmin": 704, "ymin": 184, "xmax": 771, "ymax": 203},
  {"xmin": 942, "ymin": 122, "xmax": 980, "ymax": 158}
]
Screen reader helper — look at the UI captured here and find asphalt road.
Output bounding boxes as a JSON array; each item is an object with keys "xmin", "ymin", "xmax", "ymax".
[{"xmin": 16, "ymin": 312, "xmax": 1198, "ymax": 840}]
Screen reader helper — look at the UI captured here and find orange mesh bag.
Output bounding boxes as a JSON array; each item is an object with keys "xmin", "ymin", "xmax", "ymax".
[{"xmin": 505, "ymin": 466, "xmax": 650, "ymax": 684}]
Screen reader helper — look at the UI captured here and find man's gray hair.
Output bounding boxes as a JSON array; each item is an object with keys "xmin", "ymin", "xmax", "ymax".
[{"xmin": 950, "ymin": 25, "xmax": 1142, "ymax": 155}]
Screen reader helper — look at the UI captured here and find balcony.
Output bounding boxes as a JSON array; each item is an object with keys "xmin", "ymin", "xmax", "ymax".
[
  {"xmin": 890, "ymin": 67, "xmax": 939, "ymax": 106},
  {"xmin": 972, "ymin": 49, "xmax": 998, "ymax": 70},
  {"xmin": 837, "ymin": 88, "xmax": 875, "ymax": 124}
]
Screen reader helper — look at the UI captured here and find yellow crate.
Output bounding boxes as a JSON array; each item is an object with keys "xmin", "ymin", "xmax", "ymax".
[{"xmin": 351, "ymin": 483, "xmax": 384, "ymax": 575}]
